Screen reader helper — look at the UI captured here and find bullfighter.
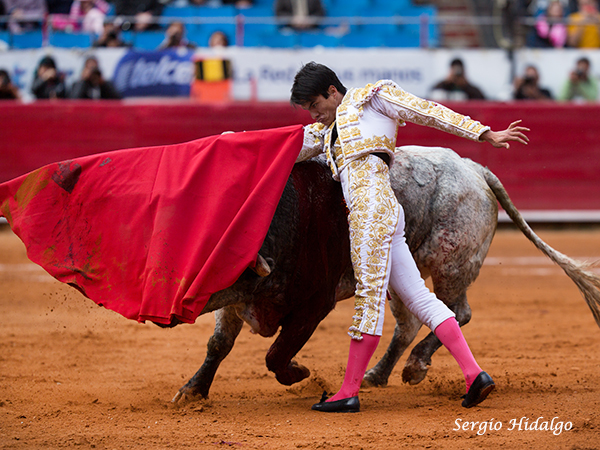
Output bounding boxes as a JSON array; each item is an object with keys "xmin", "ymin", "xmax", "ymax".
[{"xmin": 292, "ymin": 62, "xmax": 529, "ymax": 413}]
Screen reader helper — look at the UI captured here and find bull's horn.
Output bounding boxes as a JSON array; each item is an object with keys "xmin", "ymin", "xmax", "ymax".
[{"xmin": 251, "ymin": 253, "xmax": 271, "ymax": 277}]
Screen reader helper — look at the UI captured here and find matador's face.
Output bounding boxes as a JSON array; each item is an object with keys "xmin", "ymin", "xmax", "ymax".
[{"xmin": 300, "ymin": 86, "xmax": 343, "ymax": 127}]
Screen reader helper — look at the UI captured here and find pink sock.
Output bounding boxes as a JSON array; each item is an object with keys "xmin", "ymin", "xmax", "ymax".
[
  {"xmin": 327, "ymin": 333, "xmax": 380, "ymax": 402},
  {"xmin": 434, "ymin": 317, "xmax": 482, "ymax": 392}
]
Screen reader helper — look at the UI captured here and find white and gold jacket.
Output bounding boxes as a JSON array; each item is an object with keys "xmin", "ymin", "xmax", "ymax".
[{"xmin": 297, "ymin": 79, "xmax": 490, "ymax": 180}]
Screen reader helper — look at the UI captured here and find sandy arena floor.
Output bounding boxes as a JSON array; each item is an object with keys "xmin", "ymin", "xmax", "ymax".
[{"xmin": 1, "ymin": 225, "xmax": 599, "ymax": 449}]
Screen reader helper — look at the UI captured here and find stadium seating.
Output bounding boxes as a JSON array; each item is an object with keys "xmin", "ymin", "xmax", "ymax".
[
  {"xmin": 178, "ymin": 6, "xmax": 235, "ymax": 33},
  {"xmin": 48, "ymin": 32, "xmax": 93, "ymax": 48},
  {"xmin": 299, "ymin": 32, "xmax": 340, "ymax": 48},
  {"xmin": 0, "ymin": 0, "xmax": 438, "ymax": 49},
  {"xmin": 236, "ymin": 6, "xmax": 277, "ymax": 46},
  {"xmin": 254, "ymin": 30, "xmax": 299, "ymax": 48},
  {"xmin": 339, "ymin": 32, "xmax": 384, "ymax": 48},
  {"xmin": 131, "ymin": 30, "xmax": 166, "ymax": 50},
  {"xmin": 0, "ymin": 30, "xmax": 9, "ymax": 47},
  {"xmin": 9, "ymin": 30, "xmax": 44, "ymax": 49}
]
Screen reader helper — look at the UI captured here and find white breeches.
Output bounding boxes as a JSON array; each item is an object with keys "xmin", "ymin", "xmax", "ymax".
[{"xmin": 339, "ymin": 154, "xmax": 455, "ymax": 340}]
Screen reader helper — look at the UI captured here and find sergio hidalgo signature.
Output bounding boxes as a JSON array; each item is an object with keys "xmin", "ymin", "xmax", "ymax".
[{"xmin": 454, "ymin": 417, "xmax": 573, "ymax": 436}]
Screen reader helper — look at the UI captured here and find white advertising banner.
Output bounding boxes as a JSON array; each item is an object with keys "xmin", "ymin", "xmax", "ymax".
[
  {"xmin": 201, "ymin": 47, "xmax": 511, "ymax": 101},
  {"xmin": 0, "ymin": 46, "xmax": 599, "ymax": 102}
]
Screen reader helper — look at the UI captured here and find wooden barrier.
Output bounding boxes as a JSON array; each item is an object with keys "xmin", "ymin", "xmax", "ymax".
[{"xmin": 1, "ymin": 100, "xmax": 599, "ymax": 213}]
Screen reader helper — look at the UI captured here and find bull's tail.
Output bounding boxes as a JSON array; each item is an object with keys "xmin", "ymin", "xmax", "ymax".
[{"xmin": 483, "ymin": 168, "xmax": 600, "ymax": 328}]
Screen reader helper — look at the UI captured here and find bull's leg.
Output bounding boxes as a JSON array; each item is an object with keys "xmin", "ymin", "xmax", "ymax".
[
  {"xmin": 363, "ymin": 289, "xmax": 422, "ymax": 387},
  {"xmin": 402, "ymin": 291, "xmax": 471, "ymax": 385},
  {"xmin": 265, "ymin": 296, "xmax": 333, "ymax": 386},
  {"xmin": 172, "ymin": 305, "xmax": 243, "ymax": 404}
]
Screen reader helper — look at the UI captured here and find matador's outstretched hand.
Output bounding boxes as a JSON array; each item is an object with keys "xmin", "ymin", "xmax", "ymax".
[{"xmin": 480, "ymin": 120, "xmax": 530, "ymax": 149}]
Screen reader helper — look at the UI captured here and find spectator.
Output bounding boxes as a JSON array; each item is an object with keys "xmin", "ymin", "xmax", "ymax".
[
  {"xmin": 2, "ymin": 0, "xmax": 47, "ymax": 33},
  {"xmin": 47, "ymin": 0, "xmax": 73, "ymax": 14},
  {"xmin": 567, "ymin": 0, "xmax": 600, "ymax": 47},
  {"xmin": 158, "ymin": 21, "xmax": 196, "ymax": 49},
  {"xmin": 93, "ymin": 21, "xmax": 128, "ymax": 47},
  {"xmin": 47, "ymin": 0, "xmax": 73, "ymax": 30},
  {"xmin": 31, "ymin": 55, "xmax": 67, "ymax": 100},
  {"xmin": 69, "ymin": 56, "xmax": 122, "ymax": 99},
  {"xmin": 513, "ymin": 65, "xmax": 553, "ymax": 100},
  {"xmin": 525, "ymin": 0, "xmax": 575, "ymax": 16},
  {"xmin": 528, "ymin": 0, "xmax": 568, "ymax": 47},
  {"xmin": 222, "ymin": 0, "xmax": 253, "ymax": 8},
  {"xmin": 208, "ymin": 30, "xmax": 229, "ymax": 47},
  {"xmin": 0, "ymin": 69, "xmax": 21, "ymax": 100},
  {"xmin": 68, "ymin": 0, "xmax": 109, "ymax": 34},
  {"xmin": 112, "ymin": 0, "xmax": 165, "ymax": 31},
  {"xmin": 275, "ymin": 0, "xmax": 325, "ymax": 31},
  {"xmin": 430, "ymin": 58, "xmax": 486, "ymax": 101},
  {"xmin": 559, "ymin": 56, "xmax": 599, "ymax": 100}
]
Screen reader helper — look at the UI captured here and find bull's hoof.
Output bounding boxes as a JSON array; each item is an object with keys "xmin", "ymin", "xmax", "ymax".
[
  {"xmin": 362, "ymin": 368, "xmax": 389, "ymax": 387},
  {"xmin": 171, "ymin": 386, "xmax": 206, "ymax": 406},
  {"xmin": 402, "ymin": 358, "xmax": 429, "ymax": 385},
  {"xmin": 274, "ymin": 360, "xmax": 311, "ymax": 386}
]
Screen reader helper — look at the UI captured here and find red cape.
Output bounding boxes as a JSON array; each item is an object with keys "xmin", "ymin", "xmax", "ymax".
[{"xmin": 0, "ymin": 125, "xmax": 304, "ymax": 325}]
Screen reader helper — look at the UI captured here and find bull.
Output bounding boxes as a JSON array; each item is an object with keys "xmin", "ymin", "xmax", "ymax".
[{"xmin": 171, "ymin": 145, "xmax": 600, "ymax": 404}]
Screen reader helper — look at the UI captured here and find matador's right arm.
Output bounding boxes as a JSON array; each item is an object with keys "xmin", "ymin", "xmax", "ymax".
[{"xmin": 296, "ymin": 123, "xmax": 327, "ymax": 163}]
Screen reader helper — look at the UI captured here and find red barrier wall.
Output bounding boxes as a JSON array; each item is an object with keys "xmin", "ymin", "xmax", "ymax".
[{"xmin": 1, "ymin": 100, "xmax": 599, "ymax": 212}]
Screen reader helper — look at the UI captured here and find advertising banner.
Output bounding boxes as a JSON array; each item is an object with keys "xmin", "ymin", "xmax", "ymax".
[
  {"xmin": 1, "ymin": 47, "xmax": 600, "ymax": 102},
  {"xmin": 112, "ymin": 49, "xmax": 196, "ymax": 98}
]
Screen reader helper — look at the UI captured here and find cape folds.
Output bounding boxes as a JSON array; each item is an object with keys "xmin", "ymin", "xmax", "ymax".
[{"xmin": 0, "ymin": 125, "xmax": 304, "ymax": 325}]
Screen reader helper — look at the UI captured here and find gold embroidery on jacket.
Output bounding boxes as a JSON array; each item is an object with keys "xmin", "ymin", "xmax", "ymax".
[
  {"xmin": 343, "ymin": 135, "xmax": 396, "ymax": 154},
  {"xmin": 377, "ymin": 84, "xmax": 488, "ymax": 137},
  {"xmin": 345, "ymin": 155, "xmax": 398, "ymax": 339}
]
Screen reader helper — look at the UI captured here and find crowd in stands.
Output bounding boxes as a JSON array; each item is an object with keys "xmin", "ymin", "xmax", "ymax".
[
  {"xmin": 429, "ymin": 56, "xmax": 598, "ymax": 101},
  {"xmin": 0, "ymin": 68, "xmax": 21, "ymax": 99},
  {"xmin": 1, "ymin": 54, "xmax": 597, "ymax": 102},
  {"xmin": 28, "ymin": 54, "xmax": 121, "ymax": 99},
  {"xmin": 0, "ymin": 0, "xmax": 434, "ymax": 49},
  {"xmin": 2, "ymin": 0, "xmax": 600, "ymax": 48},
  {"xmin": 526, "ymin": 0, "xmax": 600, "ymax": 48}
]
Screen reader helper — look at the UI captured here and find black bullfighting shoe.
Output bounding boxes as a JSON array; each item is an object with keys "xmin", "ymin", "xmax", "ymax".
[
  {"xmin": 311, "ymin": 392, "xmax": 360, "ymax": 413},
  {"xmin": 461, "ymin": 371, "xmax": 495, "ymax": 408}
]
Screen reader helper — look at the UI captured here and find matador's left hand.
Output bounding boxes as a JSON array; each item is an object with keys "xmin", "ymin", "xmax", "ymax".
[{"xmin": 480, "ymin": 120, "xmax": 530, "ymax": 149}]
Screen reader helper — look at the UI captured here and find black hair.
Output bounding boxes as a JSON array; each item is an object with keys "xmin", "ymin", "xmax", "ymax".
[
  {"xmin": 38, "ymin": 55, "xmax": 57, "ymax": 69},
  {"xmin": 209, "ymin": 30, "xmax": 229, "ymax": 47},
  {"xmin": 0, "ymin": 69, "xmax": 10, "ymax": 88},
  {"xmin": 290, "ymin": 62, "xmax": 347, "ymax": 106},
  {"xmin": 577, "ymin": 56, "xmax": 591, "ymax": 67},
  {"xmin": 450, "ymin": 58, "xmax": 464, "ymax": 68}
]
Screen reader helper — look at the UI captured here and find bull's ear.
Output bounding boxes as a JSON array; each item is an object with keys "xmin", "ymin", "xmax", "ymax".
[{"xmin": 251, "ymin": 253, "xmax": 271, "ymax": 277}]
